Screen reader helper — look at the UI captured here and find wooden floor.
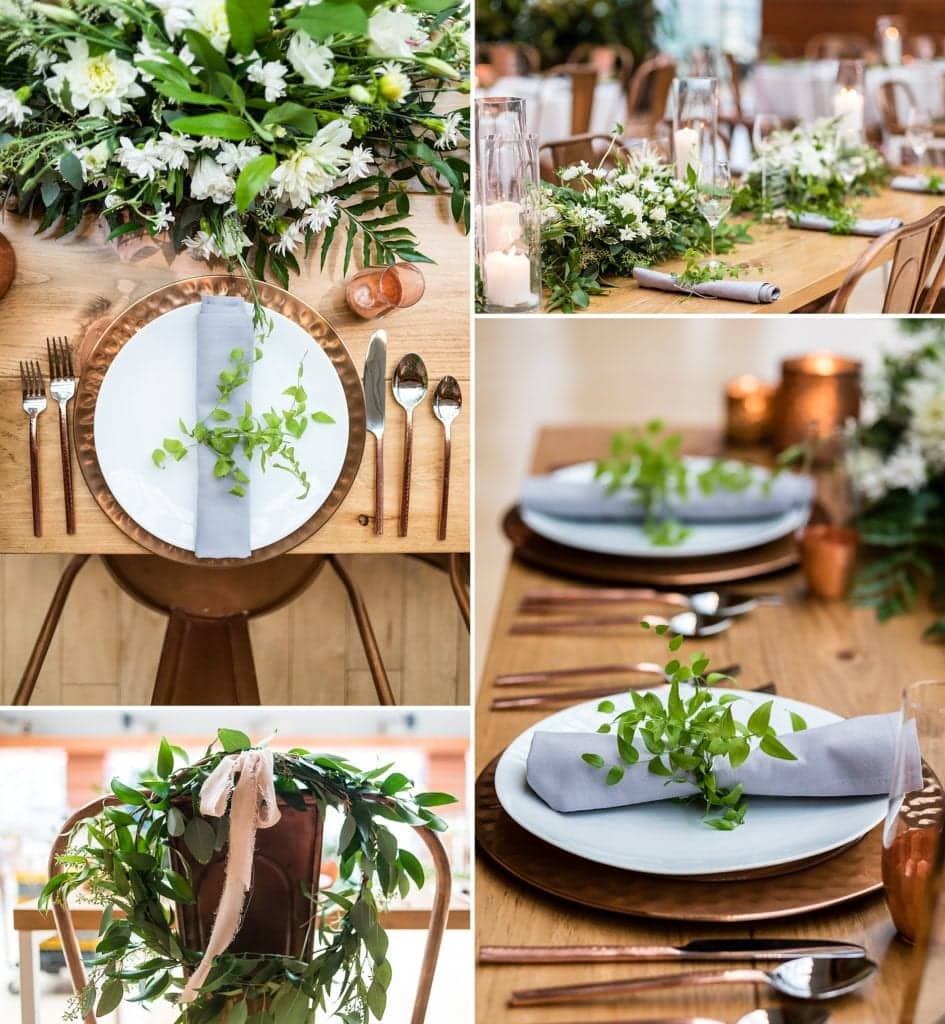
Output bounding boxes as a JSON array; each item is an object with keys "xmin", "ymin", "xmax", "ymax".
[{"xmin": 0, "ymin": 554, "xmax": 469, "ymax": 706}]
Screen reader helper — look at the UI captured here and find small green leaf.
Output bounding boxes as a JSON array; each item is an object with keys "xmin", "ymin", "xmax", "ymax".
[
  {"xmin": 172, "ymin": 113, "xmax": 255, "ymax": 141},
  {"xmin": 218, "ymin": 728, "xmax": 252, "ymax": 752},
  {"xmin": 96, "ymin": 978, "xmax": 124, "ymax": 1017},
  {"xmin": 597, "ymin": 699, "xmax": 615, "ymax": 713},
  {"xmin": 789, "ymin": 711, "xmax": 808, "ymax": 732},
  {"xmin": 760, "ymin": 734, "xmax": 798, "ymax": 761},
  {"xmin": 747, "ymin": 700, "xmax": 773, "ymax": 737},
  {"xmin": 235, "ymin": 152, "xmax": 276, "ymax": 213},
  {"xmin": 581, "ymin": 753, "xmax": 605, "ymax": 769},
  {"xmin": 110, "ymin": 779, "xmax": 147, "ymax": 806},
  {"xmin": 156, "ymin": 737, "xmax": 174, "ymax": 779},
  {"xmin": 415, "ymin": 792, "xmax": 457, "ymax": 807},
  {"xmin": 605, "ymin": 765, "xmax": 625, "ymax": 786},
  {"xmin": 312, "ymin": 410, "xmax": 336, "ymax": 423},
  {"xmin": 152, "ymin": 448, "xmax": 166, "ymax": 468}
]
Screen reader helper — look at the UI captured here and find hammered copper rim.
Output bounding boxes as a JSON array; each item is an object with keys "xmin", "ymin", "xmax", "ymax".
[
  {"xmin": 502, "ymin": 506, "xmax": 800, "ymax": 587},
  {"xmin": 74, "ymin": 275, "xmax": 366, "ymax": 566},
  {"xmin": 476, "ymin": 757, "xmax": 883, "ymax": 923}
]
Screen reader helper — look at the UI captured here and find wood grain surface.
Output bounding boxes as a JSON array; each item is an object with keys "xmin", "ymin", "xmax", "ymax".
[
  {"xmin": 475, "ymin": 424, "xmax": 941, "ymax": 1024},
  {"xmin": 556, "ymin": 188, "xmax": 945, "ymax": 315},
  {"xmin": 0, "ymin": 196, "xmax": 469, "ymax": 554}
]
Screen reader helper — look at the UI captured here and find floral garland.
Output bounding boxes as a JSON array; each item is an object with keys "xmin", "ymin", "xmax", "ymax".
[
  {"xmin": 733, "ymin": 117, "xmax": 889, "ymax": 222},
  {"xmin": 538, "ymin": 139, "xmax": 749, "ymax": 312},
  {"xmin": 846, "ymin": 323, "xmax": 945, "ymax": 637},
  {"xmin": 41, "ymin": 730, "xmax": 456, "ymax": 1023},
  {"xmin": 0, "ymin": 0, "xmax": 470, "ymax": 291}
]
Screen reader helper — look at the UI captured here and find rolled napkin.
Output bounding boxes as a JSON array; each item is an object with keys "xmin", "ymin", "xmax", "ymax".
[
  {"xmin": 520, "ymin": 464, "xmax": 814, "ymax": 523},
  {"xmin": 179, "ymin": 748, "xmax": 281, "ymax": 1003},
  {"xmin": 789, "ymin": 212, "xmax": 903, "ymax": 237},
  {"xmin": 526, "ymin": 712, "xmax": 921, "ymax": 813},
  {"xmin": 891, "ymin": 174, "xmax": 945, "ymax": 195},
  {"xmin": 632, "ymin": 267, "xmax": 781, "ymax": 304},
  {"xmin": 195, "ymin": 295, "xmax": 255, "ymax": 559}
]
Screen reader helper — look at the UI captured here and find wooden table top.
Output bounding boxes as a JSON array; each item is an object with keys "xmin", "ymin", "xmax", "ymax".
[
  {"xmin": 561, "ymin": 187, "xmax": 945, "ymax": 315},
  {"xmin": 0, "ymin": 195, "xmax": 469, "ymax": 554},
  {"xmin": 475, "ymin": 424, "xmax": 941, "ymax": 1024}
]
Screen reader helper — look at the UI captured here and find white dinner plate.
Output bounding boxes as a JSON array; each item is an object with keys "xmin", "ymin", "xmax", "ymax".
[
  {"xmin": 520, "ymin": 458, "xmax": 809, "ymax": 559},
  {"xmin": 494, "ymin": 687, "xmax": 887, "ymax": 877},
  {"xmin": 93, "ymin": 301, "xmax": 352, "ymax": 553}
]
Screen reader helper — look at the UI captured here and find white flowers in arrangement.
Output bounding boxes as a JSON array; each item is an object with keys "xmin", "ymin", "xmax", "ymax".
[
  {"xmin": 0, "ymin": 0, "xmax": 470, "ymax": 286},
  {"xmin": 846, "ymin": 329, "xmax": 945, "ymax": 630}
]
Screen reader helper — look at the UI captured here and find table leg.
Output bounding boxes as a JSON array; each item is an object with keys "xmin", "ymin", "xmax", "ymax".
[{"xmin": 17, "ymin": 930, "xmax": 38, "ymax": 1024}]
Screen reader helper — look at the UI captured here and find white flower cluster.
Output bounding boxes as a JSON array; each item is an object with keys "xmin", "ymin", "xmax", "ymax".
[
  {"xmin": 847, "ymin": 345, "xmax": 945, "ymax": 503},
  {"xmin": 747, "ymin": 117, "xmax": 885, "ymax": 185},
  {"xmin": 545, "ymin": 145, "xmax": 698, "ymax": 246}
]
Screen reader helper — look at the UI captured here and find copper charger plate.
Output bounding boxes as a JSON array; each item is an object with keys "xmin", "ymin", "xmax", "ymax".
[
  {"xmin": 74, "ymin": 275, "xmax": 365, "ymax": 566},
  {"xmin": 502, "ymin": 506, "xmax": 799, "ymax": 587},
  {"xmin": 476, "ymin": 757, "xmax": 883, "ymax": 922}
]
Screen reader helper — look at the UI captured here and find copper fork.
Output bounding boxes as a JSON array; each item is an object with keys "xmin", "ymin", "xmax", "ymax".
[
  {"xmin": 19, "ymin": 360, "xmax": 47, "ymax": 536},
  {"xmin": 47, "ymin": 336, "xmax": 77, "ymax": 534}
]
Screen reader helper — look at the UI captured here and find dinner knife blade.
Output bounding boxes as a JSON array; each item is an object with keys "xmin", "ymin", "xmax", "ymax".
[
  {"xmin": 478, "ymin": 938, "xmax": 866, "ymax": 964},
  {"xmin": 363, "ymin": 329, "xmax": 387, "ymax": 438}
]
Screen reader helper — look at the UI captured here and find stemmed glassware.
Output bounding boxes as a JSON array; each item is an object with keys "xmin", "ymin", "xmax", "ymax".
[
  {"xmin": 906, "ymin": 106, "xmax": 934, "ymax": 173},
  {"xmin": 697, "ymin": 159, "xmax": 732, "ymax": 268},
  {"xmin": 752, "ymin": 113, "xmax": 781, "ymax": 218}
]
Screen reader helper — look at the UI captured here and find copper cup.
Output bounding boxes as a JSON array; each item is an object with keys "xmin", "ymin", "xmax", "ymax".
[
  {"xmin": 724, "ymin": 374, "xmax": 776, "ymax": 445},
  {"xmin": 799, "ymin": 524, "xmax": 859, "ymax": 599},
  {"xmin": 773, "ymin": 353, "xmax": 861, "ymax": 457}
]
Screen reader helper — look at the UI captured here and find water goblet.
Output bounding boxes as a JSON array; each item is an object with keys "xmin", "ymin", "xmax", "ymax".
[
  {"xmin": 752, "ymin": 113, "xmax": 782, "ymax": 217},
  {"xmin": 697, "ymin": 159, "xmax": 732, "ymax": 268},
  {"xmin": 906, "ymin": 106, "xmax": 934, "ymax": 172}
]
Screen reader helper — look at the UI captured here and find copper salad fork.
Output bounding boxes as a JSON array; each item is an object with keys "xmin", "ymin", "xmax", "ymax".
[
  {"xmin": 19, "ymin": 360, "xmax": 47, "ymax": 537},
  {"xmin": 47, "ymin": 336, "xmax": 77, "ymax": 534}
]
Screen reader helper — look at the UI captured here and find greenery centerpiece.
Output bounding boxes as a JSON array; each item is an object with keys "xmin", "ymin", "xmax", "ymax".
[
  {"xmin": 538, "ymin": 138, "xmax": 750, "ymax": 312},
  {"xmin": 846, "ymin": 323, "xmax": 945, "ymax": 637},
  {"xmin": 0, "ymin": 0, "xmax": 470, "ymax": 291},
  {"xmin": 41, "ymin": 730, "xmax": 456, "ymax": 1023},
  {"xmin": 733, "ymin": 117, "xmax": 890, "ymax": 225}
]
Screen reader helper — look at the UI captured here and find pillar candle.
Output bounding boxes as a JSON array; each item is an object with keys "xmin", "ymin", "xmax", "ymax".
[
  {"xmin": 483, "ymin": 249, "xmax": 534, "ymax": 308},
  {"xmin": 882, "ymin": 27, "xmax": 902, "ymax": 66},
  {"xmin": 484, "ymin": 201, "xmax": 522, "ymax": 252},
  {"xmin": 833, "ymin": 88, "xmax": 865, "ymax": 141},
  {"xmin": 674, "ymin": 126, "xmax": 701, "ymax": 180}
]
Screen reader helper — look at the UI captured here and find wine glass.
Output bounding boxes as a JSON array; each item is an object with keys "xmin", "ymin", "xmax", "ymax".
[
  {"xmin": 752, "ymin": 113, "xmax": 782, "ymax": 217},
  {"xmin": 906, "ymin": 106, "xmax": 934, "ymax": 173},
  {"xmin": 697, "ymin": 159, "xmax": 732, "ymax": 268}
]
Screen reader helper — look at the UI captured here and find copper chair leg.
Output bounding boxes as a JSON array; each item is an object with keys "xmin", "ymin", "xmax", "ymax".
[
  {"xmin": 448, "ymin": 553, "xmax": 470, "ymax": 631},
  {"xmin": 328, "ymin": 555, "xmax": 396, "ymax": 706},
  {"xmin": 12, "ymin": 554, "xmax": 91, "ymax": 706},
  {"xmin": 150, "ymin": 611, "xmax": 261, "ymax": 706}
]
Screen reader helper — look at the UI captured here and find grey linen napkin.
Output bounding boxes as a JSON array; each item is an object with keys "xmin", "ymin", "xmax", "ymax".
[
  {"xmin": 520, "ymin": 466, "xmax": 814, "ymax": 523},
  {"xmin": 790, "ymin": 212, "xmax": 903, "ymax": 236},
  {"xmin": 632, "ymin": 267, "xmax": 781, "ymax": 304},
  {"xmin": 195, "ymin": 295, "xmax": 255, "ymax": 559},
  {"xmin": 526, "ymin": 712, "xmax": 921, "ymax": 813},
  {"xmin": 891, "ymin": 174, "xmax": 945, "ymax": 195}
]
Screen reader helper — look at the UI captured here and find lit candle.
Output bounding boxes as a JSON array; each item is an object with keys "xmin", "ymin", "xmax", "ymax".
[
  {"xmin": 483, "ymin": 248, "xmax": 535, "ymax": 308},
  {"xmin": 773, "ymin": 353, "xmax": 862, "ymax": 456},
  {"xmin": 882, "ymin": 26, "xmax": 902, "ymax": 66},
  {"xmin": 674, "ymin": 125, "xmax": 701, "ymax": 180},
  {"xmin": 725, "ymin": 375, "xmax": 776, "ymax": 445},
  {"xmin": 484, "ymin": 201, "xmax": 522, "ymax": 252},
  {"xmin": 833, "ymin": 87, "xmax": 864, "ymax": 142}
]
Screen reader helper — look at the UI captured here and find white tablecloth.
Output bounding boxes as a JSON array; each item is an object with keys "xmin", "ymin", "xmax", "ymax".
[
  {"xmin": 483, "ymin": 76, "xmax": 625, "ymax": 143},
  {"xmin": 750, "ymin": 60, "xmax": 945, "ymax": 127}
]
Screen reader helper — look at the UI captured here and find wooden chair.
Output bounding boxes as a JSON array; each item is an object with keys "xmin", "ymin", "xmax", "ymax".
[
  {"xmin": 567, "ymin": 43, "xmax": 635, "ymax": 82},
  {"xmin": 484, "ymin": 42, "xmax": 540, "ymax": 77},
  {"xmin": 724, "ymin": 52, "xmax": 745, "ymax": 122},
  {"xmin": 12, "ymin": 552, "xmax": 469, "ymax": 706},
  {"xmin": 877, "ymin": 79, "xmax": 919, "ymax": 137},
  {"xmin": 49, "ymin": 793, "xmax": 452, "ymax": 1024},
  {"xmin": 804, "ymin": 33, "xmax": 871, "ymax": 60},
  {"xmin": 545, "ymin": 64, "xmax": 598, "ymax": 135},
  {"xmin": 539, "ymin": 133, "xmax": 631, "ymax": 183},
  {"xmin": 906, "ymin": 34, "xmax": 939, "ymax": 60},
  {"xmin": 623, "ymin": 54, "xmax": 676, "ymax": 140},
  {"xmin": 827, "ymin": 207, "xmax": 945, "ymax": 313},
  {"xmin": 759, "ymin": 36, "xmax": 798, "ymax": 60}
]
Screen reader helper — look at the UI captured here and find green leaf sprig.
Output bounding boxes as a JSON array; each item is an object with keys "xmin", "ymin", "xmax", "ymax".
[
  {"xmin": 674, "ymin": 250, "xmax": 751, "ymax": 290},
  {"xmin": 153, "ymin": 350, "xmax": 335, "ymax": 500},
  {"xmin": 582, "ymin": 625, "xmax": 806, "ymax": 829}
]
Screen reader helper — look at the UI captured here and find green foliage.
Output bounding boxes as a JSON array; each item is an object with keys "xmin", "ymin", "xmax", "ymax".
[
  {"xmin": 42, "ymin": 732, "xmax": 456, "ymax": 1023},
  {"xmin": 583, "ymin": 628, "xmax": 804, "ymax": 828}
]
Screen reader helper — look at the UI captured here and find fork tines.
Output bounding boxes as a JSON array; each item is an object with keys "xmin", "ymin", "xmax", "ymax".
[
  {"xmin": 19, "ymin": 358, "xmax": 44, "ymax": 398},
  {"xmin": 46, "ymin": 335, "xmax": 74, "ymax": 381}
]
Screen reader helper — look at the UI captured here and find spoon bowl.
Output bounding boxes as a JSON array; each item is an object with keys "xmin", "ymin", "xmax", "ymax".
[
  {"xmin": 655, "ymin": 611, "xmax": 734, "ymax": 638},
  {"xmin": 768, "ymin": 955, "xmax": 876, "ymax": 1000}
]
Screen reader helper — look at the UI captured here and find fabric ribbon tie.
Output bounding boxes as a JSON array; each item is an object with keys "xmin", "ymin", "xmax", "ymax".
[{"xmin": 179, "ymin": 749, "xmax": 281, "ymax": 1004}]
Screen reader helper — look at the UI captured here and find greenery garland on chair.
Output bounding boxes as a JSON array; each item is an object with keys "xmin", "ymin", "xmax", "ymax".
[{"xmin": 41, "ymin": 730, "xmax": 456, "ymax": 1023}]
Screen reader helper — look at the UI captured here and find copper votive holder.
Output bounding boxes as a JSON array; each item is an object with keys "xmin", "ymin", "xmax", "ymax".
[
  {"xmin": 725, "ymin": 375, "xmax": 776, "ymax": 445},
  {"xmin": 799, "ymin": 524, "xmax": 859, "ymax": 599},
  {"xmin": 773, "ymin": 353, "xmax": 862, "ymax": 456}
]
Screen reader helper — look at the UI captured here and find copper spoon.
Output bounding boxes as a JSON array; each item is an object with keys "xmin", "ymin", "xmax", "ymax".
[
  {"xmin": 392, "ymin": 353, "xmax": 428, "ymax": 537},
  {"xmin": 433, "ymin": 375, "xmax": 461, "ymax": 541}
]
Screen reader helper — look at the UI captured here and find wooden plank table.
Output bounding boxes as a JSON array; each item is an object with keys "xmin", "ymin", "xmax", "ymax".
[
  {"xmin": 556, "ymin": 187, "xmax": 945, "ymax": 314},
  {"xmin": 475, "ymin": 424, "xmax": 942, "ymax": 1024},
  {"xmin": 0, "ymin": 194, "xmax": 469, "ymax": 554}
]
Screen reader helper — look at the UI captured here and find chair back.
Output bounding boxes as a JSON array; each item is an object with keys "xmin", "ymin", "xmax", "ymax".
[
  {"xmin": 624, "ymin": 54, "xmax": 676, "ymax": 138},
  {"xmin": 487, "ymin": 42, "xmax": 540, "ymax": 77},
  {"xmin": 828, "ymin": 207, "xmax": 945, "ymax": 313},
  {"xmin": 906, "ymin": 34, "xmax": 939, "ymax": 60},
  {"xmin": 876, "ymin": 79, "xmax": 919, "ymax": 137},
  {"xmin": 804, "ymin": 33, "xmax": 870, "ymax": 60},
  {"xmin": 539, "ymin": 133, "xmax": 629, "ymax": 184},
  {"xmin": 724, "ymin": 52, "xmax": 744, "ymax": 120},
  {"xmin": 568, "ymin": 43, "xmax": 635, "ymax": 82},
  {"xmin": 545, "ymin": 64, "xmax": 598, "ymax": 135}
]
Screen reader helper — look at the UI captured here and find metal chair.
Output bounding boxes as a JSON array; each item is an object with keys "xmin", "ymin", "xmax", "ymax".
[
  {"xmin": 48, "ymin": 793, "xmax": 452, "ymax": 1024},
  {"xmin": 877, "ymin": 79, "xmax": 919, "ymax": 138},
  {"xmin": 623, "ymin": 54, "xmax": 676, "ymax": 140},
  {"xmin": 545, "ymin": 64, "xmax": 598, "ymax": 136},
  {"xmin": 827, "ymin": 207, "xmax": 945, "ymax": 313},
  {"xmin": 13, "ymin": 552, "xmax": 469, "ymax": 706}
]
